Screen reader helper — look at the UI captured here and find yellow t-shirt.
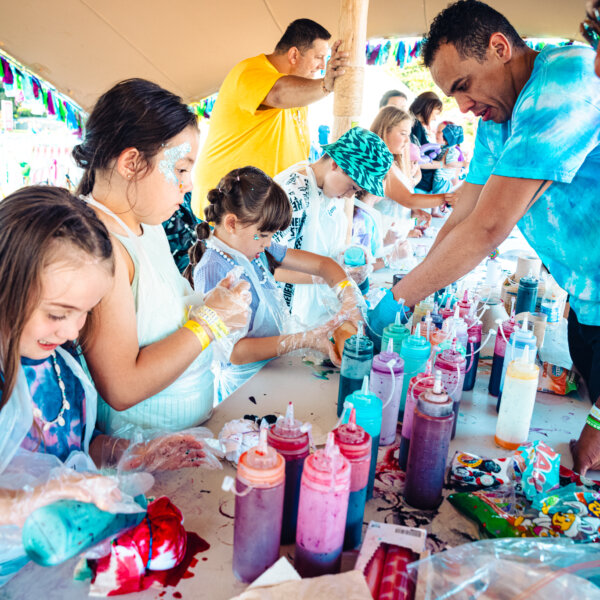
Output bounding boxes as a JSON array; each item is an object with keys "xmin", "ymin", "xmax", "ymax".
[{"xmin": 192, "ymin": 54, "xmax": 310, "ymax": 217}]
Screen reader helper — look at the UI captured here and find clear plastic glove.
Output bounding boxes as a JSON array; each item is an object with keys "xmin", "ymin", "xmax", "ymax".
[
  {"xmin": 412, "ymin": 208, "xmax": 431, "ymax": 228},
  {"xmin": 3, "ymin": 471, "xmax": 123, "ymax": 527},
  {"xmin": 190, "ymin": 267, "xmax": 252, "ymax": 334},
  {"xmin": 118, "ymin": 428, "xmax": 223, "ymax": 473},
  {"xmin": 407, "ymin": 228, "xmax": 423, "ymax": 239},
  {"xmin": 387, "ymin": 240, "xmax": 412, "ymax": 263},
  {"xmin": 345, "ymin": 263, "xmax": 373, "ymax": 287},
  {"xmin": 333, "ymin": 278, "xmax": 366, "ymax": 329},
  {"xmin": 383, "ymin": 229, "xmax": 400, "ymax": 247},
  {"xmin": 277, "ymin": 323, "xmax": 337, "ymax": 364}
]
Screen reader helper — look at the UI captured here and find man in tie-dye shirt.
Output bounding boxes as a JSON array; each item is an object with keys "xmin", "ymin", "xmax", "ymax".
[{"xmin": 382, "ymin": 1, "xmax": 600, "ymax": 471}]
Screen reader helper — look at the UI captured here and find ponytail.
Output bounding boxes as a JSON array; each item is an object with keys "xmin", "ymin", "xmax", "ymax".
[{"xmin": 183, "ymin": 222, "xmax": 211, "ymax": 286}]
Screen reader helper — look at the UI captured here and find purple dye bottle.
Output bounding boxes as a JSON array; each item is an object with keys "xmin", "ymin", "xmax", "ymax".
[
  {"xmin": 398, "ymin": 360, "xmax": 434, "ymax": 470},
  {"xmin": 434, "ymin": 338, "xmax": 466, "ymax": 439},
  {"xmin": 370, "ymin": 339, "xmax": 404, "ymax": 446},
  {"xmin": 295, "ymin": 433, "xmax": 351, "ymax": 577},
  {"xmin": 333, "ymin": 408, "xmax": 371, "ymax": 550},
  {"xmin": 404, "ymin": 372, "xmax": 453, "ymax": 509},
  {"xmin": 229, "ymin": 427, "xmax": 285, "ymax": 583},
  {"xmin": 267, "ymin": 402, "xmax": 310, "ymax": 545}
]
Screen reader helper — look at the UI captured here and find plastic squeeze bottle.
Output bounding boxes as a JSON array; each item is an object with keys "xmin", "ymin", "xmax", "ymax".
[
  {"xmin": 295, "ymin": 432, "xmax": 351, "ymax": 577},
  {"xmin": 495, "ymin": 346, "xmax": 540, "ymax": 450},
  {"xmin": 370, "ymin": 339, "xmax": 405, "ymax": 446},
  {"xmin": 497, "ymin": 316, "xmax": 537, "ymax": 411},
  {"xmin": 462, "ymin": 317, "xmax": 483, "ymax": 391},
  {"xmin": 22, "ymin": 496, "xmax": 147, "ymax": 566},
  {"xmin": 337, "ymin": 322, "xmax": 374, "ymax": 417},
  {"xmin": 381, "ymin": 307, "xmax": 410, "ymax": 354},
  {"xmin": 399, "ymin": 360, "xmax": 434, "ymax": 470},
  {"xmin": 450, "ymin": 305, "xmax": 469, "ymax": 350},
  {"xmin": 333, "ymin": 408, "xmax": 371, "ymax": 550},
  {"xmin": 344, "ymin": 246, "xmax": 370, "ymax": 295},
  {"xmin": 411, "ymin": 296, "xmax": 435, "ymax": 334},
  {"xmin": 342, "ymin": 376, "xmax": 382, "ymax": 500},
  {"xmin": 515, "ymin": 272, "xmax": 538, "ymax": 315},
  {"xmin": 488, "ymin": 311, "xmax": 517, "ymax": 397},
  {"xmin": 434, "ymin": 338, "xmax": 466, "ymax": 439},
  {"xmin": 439, "ymin": 296, "xmax": 455, "ymax": 321},
  {"xmin": 228, "ymin": 426, "xmax": 285, "ymax": 583},
  {"xmin": 398, "ymin": 324, "xmax": 431, "ymax": 420},
  {"xmin": 267, "ymin": 402, "xmax": 310, "ymax": 545},
  {"xmin": 457, "ymin": 289, "xmax": 472, "ymax": 319},
  {"xmin": 404, "ymin": 372, "xmax": 454, "ymax": 509}
]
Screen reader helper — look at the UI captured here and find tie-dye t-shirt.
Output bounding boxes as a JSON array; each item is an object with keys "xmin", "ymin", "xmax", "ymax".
[
  {"xmin": 19, "ymin": 352, "xmax": 87, "ymax": 461},
  {"xmin": 467, "ymin": 45, "xmax": 600, "ymax": 326}
]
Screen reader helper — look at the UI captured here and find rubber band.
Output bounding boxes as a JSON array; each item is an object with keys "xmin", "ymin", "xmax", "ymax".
[{"xmin": 586, "ymin": 416, "xmax": 600, "ymax": 431}]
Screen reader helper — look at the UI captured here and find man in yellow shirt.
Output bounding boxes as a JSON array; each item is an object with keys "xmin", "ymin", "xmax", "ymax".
[{"xmin": 191, "ymin": 18, "xmax": 348, "ymax": 217}]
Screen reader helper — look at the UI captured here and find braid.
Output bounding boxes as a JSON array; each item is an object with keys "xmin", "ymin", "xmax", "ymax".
[{"xmin": 183, "ymin": 222, "xmax": 211, "ymax": 286}]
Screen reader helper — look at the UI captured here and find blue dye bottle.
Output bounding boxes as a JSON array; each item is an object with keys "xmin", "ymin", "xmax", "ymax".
[
  {"xmin": 333, "ymin": 408, "xmax": 371, "ymax": 550},
  {"xmin": 337, "ymin": 322, "xmax": 374, "ymax": 417},
  {"xmin": 398, "ymin": 324, "xmax": 431, "ymax": 420},
  {"xmin": 342, "ymin": 376, "xmax": 382, "ymax": 500}
]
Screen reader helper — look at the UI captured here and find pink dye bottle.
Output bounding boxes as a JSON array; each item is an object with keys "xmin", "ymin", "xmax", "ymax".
[
  {"xmin": 434, "ymin": 338, "xmax": 466, "ymax": 439},
  {"xmin": 295, "ymin": 432, "xmax": 351, "ymax": 577},
  {"xmin": 457, "ymin": 289, "xmax": 472, "ymax": 319},
  {"xmin": 267, "ymin": 402, "xmax": 310, "ymax": 545},
  {"xmin": 398, "ymin": 360, "xmax": 434, "ymax": 470},
  {"xmin": 229, "ymin": 427, "xmax": 285, "ymax": 583}
]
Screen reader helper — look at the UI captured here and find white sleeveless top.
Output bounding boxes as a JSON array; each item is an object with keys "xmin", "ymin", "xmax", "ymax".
[{"xmin": 83, "ymin": 197, "xmax": 215, "ymax": 435}]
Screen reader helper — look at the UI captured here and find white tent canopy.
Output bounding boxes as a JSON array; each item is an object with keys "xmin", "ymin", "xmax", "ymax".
[{"xmin": 0, "ymin": 0, "xmax": 587, "ymax": 111}]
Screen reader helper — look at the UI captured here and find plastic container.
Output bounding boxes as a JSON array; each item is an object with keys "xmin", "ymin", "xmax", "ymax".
[
  {"xmin": 267, "ymin": 402, "xmax": 310, "ymax": 545},
  {"xmin": 370, "ymin": 340, "xmax": 404, "ymax": 446},
  {"xmin": 450, "ymin": 306, "xmax": 469, "ymax": 350},
  {"xmin": 439, "ymin": 296, "xmax": 455, "ymax": 321},
  {"xmin": 457, "ymin": 289, "xmax": 472, "ymax": 319},
  {"xmin": 342, "ymin": 376, "xmax": 382, "ymax": 500},
  {"xmin": 462, "ymin": 319, "xmax": 482, "ymax": 391},
  {"xmin": 489, "ymin": 314, "xmax": 517, "ymax": 397},
  {"xmin": 495, "ymin": 347, "xmax": 540, "ymax": 449},
  {"xmin": 295, "ymin": 433, "xmax": 351, "ymax": 577},
  {"xmin": 404, "ymin": 372, "xmax": 454, "ymax": 509},
  {"xmin": 22, "ymin": 495, "xmax": 147, "ymax": 567},
  {"xmin": 515, "ymin": 274, "xmax": 538, "ymax": 315},
  {"xmin": 381, "ymin": 311, "xmax": 410, "ymax": 354},
  {"xmin": 434, "ymin": 339, "xmax": 466, "ymax": 439},
  {"xmin": 344, "ymin": 246, "xmax": 369, "ymax": 295},
  {"xmin": 411, "ymin": 296, "xmax": 434, "ymax": 334},
  {"xmin": 398, "ymin": 324, "xmax": 431, "ymax": 420},
  {"xmin": 497, "ymin": 317, "xmax": 537, "ymax": 411},
  {"xmin": 230, "ymin": 427, "xmax": 285, "ymax": 583},
  {"xmin": 333, "ymin": 408, "xmax": 371, "ymax": 550},
  {"xmin": 337, "ymin": 323, "xmax": 374, "ymax": 417},
  {"xmin": 399, "ymin": 360, "xmax": 434, "ymax": 470}
]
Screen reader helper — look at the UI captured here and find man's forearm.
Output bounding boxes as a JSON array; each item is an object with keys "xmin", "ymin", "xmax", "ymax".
[{"xmin": 263, "ymin": 76, "xmax": 328, "ymax": 109}]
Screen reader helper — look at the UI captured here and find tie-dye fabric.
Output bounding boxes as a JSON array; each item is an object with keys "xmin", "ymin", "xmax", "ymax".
[
  {"xmin": 19, "ymin": 353, "xmax": 86, "ymax": 461},
  {"xmin": 467, "ymin": 45, "xmax": 600, "ymax": 325}
]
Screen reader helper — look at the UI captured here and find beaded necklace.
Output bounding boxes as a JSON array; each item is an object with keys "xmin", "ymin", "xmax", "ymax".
[
  {"xmin": 205, "ymin": 238, "xmax": 270, "ymax": 286},
  {"xmin": 31, "ymin": 352, "xmax": 70, "ymax": 431}
]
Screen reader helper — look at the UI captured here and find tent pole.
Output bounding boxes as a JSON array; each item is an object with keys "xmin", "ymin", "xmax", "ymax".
[{"xmin": 332, "ymin": 0, "xmax": 369, "ymax": 246}]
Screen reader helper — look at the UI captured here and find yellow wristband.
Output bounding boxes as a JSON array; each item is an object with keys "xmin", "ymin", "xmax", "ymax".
[
  {"xmin": 184, "ymin": 320, "xmax": 212, "ymax": 350},
  {"xmin": 195, "ymin": 305, "xmax": 229, "ymax": 340},
  {"xmin": 334, "ymin": 278, "xmax": 353, "ymax": 298}
]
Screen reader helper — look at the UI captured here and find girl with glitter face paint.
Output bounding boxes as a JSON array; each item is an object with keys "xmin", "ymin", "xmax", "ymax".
[
  {"xmin": 73, "ymin": 79, "xmax": 251, "ymax": 434},
  {"xmin": 185, "ymin": 166, "xmax": 365, "ymax": 399}
]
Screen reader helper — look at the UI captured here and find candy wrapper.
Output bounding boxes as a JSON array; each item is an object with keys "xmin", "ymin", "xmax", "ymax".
[
  {"xmin": 450, "ymin": 451, "xmax": 513, "ymax": 490},
  {"xmin": 513, "ymin": 441, "xmax": 560, "ymax": 501},
  {"xmin": 218, "ymin": 418, "xmax": 260, "ymax": 464},
  {"xmin": 538, "ymin": 362, "xmax": 579, "ymax": 395}
]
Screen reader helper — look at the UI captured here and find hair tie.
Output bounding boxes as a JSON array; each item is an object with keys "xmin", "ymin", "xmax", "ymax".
[{"xmin": 236, "ymin": 176, "xmax": 240, "ymax": 182}]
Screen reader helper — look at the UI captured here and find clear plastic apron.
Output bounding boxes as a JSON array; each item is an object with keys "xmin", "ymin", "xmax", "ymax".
[{"xmin": 82, "ymin": 196, "xmax": 214, "ymax": 434}]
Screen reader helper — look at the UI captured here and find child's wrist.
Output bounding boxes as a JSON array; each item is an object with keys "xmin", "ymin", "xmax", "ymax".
[
  {"xmin": 184, "ymin": 319, "xmax": 213, "ymax": 350},
  {"xmin": 193, "ymin": 306, "xmax": 229, "ymax": 340}
]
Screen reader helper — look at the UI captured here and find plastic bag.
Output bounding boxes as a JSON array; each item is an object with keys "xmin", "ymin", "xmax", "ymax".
[
  {"xmin": 406, "ymin": 538, "xmax": 600, "ymax": 599},
  {"xmin": 116, "ymin": 426, "xmax": 224, "ymax": 473},
  {"xmin": 218, "ymin": 418, "xmax": 260, "ymax": 465}
]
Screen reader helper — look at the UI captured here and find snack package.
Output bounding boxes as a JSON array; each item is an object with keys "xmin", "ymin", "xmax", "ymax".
[
  {"xmin": 450, "ymin": 451, "xmax": 513, "ymax": 490},
  {"xmin": 513, "ymin": 441, "xmax": 560, "ymax": 501},
  {"xmin": 537, "ymin": 362, "xmax": 579, "ymax": 395}
]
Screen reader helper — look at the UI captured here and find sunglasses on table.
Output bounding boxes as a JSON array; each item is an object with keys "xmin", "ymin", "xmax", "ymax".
[{"xmin": 581, "ymin": 7, "xmax": 600, "ymax": 50}]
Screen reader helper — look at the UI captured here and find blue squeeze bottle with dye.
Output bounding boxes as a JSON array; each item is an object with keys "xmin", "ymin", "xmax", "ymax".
[
  {"xmin": 267, "ymin": 402, "xmax": 310, "ymax": 545},
  {"xmin": 398, "ymin": 323, "xmax": 431, "ymax": 420},
  {"xmin": 344, "ymin": 246, "xmax": 369, "ymax": 294},
  {"xmin": 337, "ymin": 322, "xmax": 374, "ymax": 417},
  {"xmin": 22, "ymin": 495, "xmax": 147, "ymax": 566},
  {"xmin": 423, "ymin": 302, "xmax": 443, "ymax": 330},
  {"xmin": 370, "ymin": 339, "xmax": 404, "ymax": 446},
  {"xmin": 514, "ymin": 273, "xmax": 539, "ymax": 315},
  {"xmin": 381, "ymin": 306, "xmax": 410, "ymax": 354},
  {"xmin": 342, "ymin": 376, "xmax": 382, "ymax": 500},
  {"xmin": 333, "ymin": 408, "xmax": 371, "ymax": 550},
  {"xmin": 496, "ymin": 316, "xmax": 537, "ymax": 412}
]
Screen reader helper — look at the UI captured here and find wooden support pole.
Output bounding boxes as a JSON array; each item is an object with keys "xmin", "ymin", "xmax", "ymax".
[{"xmin": 332, "ymin": 0, "xmax": 369, "ymax": 245}]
